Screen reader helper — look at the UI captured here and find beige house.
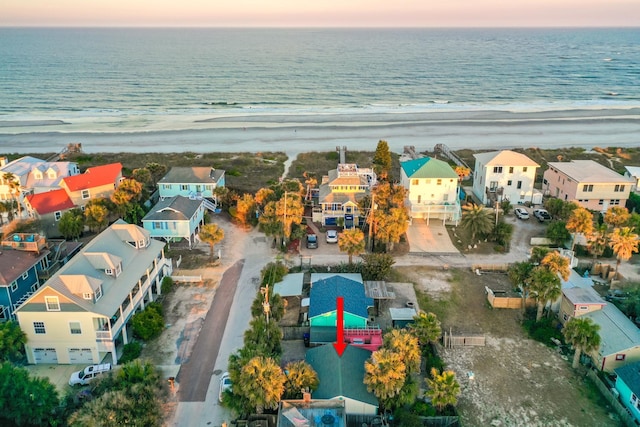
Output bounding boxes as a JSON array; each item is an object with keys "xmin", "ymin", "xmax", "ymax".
[
  {"xmin": 543, "ymin": 160, "xmax": 633, "ymax": 212},
  {"xmin": 559, "ymin": 286, "xmax": 606, "ymax": 324},
  {"xmin": 472, "ymin": 150, "xmax": 541, "ymax": 206},
  {"xmin": 58, "ymin": 163, "xmax": 123, "ymax": 208},
  {"xmin": 313, "ymin": 164, "xmax": 376, "ymax": 228},
  {"xmin": 16, "ymin": 220, "xmax": 172, "ymax": 365}
]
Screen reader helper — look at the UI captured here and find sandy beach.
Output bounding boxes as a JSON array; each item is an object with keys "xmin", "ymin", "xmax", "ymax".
[{"xmin": 1, "ymin": 107, "xmax": 639, "ymax": 157}]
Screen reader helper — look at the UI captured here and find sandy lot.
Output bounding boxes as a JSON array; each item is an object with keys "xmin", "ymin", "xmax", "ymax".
[{"xmin": 399, "ymin": 266, "xmax": 618, "ymax": 427}]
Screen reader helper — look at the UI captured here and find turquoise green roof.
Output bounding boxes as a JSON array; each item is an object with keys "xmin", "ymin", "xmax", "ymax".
[
  {"xmin": 305, "ymin": 344, "xmax": 378, "ymax": 407},
  {"xmin": 401, "ymin": 157, "xmax": 458, "ymax": 179}
]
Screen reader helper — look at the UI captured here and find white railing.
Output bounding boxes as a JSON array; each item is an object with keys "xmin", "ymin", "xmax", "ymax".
[{"xmin": 95, "ymin": 330, "xmax": 112, "ymax": 341}]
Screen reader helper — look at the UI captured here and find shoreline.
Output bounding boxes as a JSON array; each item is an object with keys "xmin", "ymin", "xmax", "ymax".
[{"xmin": 1, "ymin": 107, "xmax": 639, "ymax": 157}]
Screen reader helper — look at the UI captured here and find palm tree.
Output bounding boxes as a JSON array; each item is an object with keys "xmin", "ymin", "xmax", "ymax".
[
  {"xmin": 540, "ymin": 251, "xmax": 571, "ymax": 281},
  {"xmin": 409, "ymin": 312, "xmax": 442, "ymax": 347},
  {"xmin": 604, "ymin": 206, "xmax": 631, "ymax": 229},
  {"xmin": 586, "ymin": 223, "xmax": 609, "ymax": 260},
  {"xmin": 3, "ymin": 172, "xmax": 22, "ymax": 219},
  {"xmin": 237, "ymin": 356, "xmax": 286, "ymax": 414},
  {"xmin": 282, "ymin": 361, "xmax": 319, "ymax": 399},
  {"xmin": 563, "ymin": 317, "xmax": 601, "ymax": 369},
  {"xmin": 338, "ymin": 228, "xmax": 366, "ymax": 263},
  {"xmin": 363, "ymin": 348, "xmax": 407, "ymax": 408},
  {"xmin": 566, "ymin": 207, "xmax": 594, "ymax": 251},
  {"xmin": 508, "ymin": 261, "xmax": 534, "ymax": 312},
  {"xmin": 425, "ymin": 368, "xmax": 461, "ymax": 413},
  {"xmin": 460, "ymin": 203, "xmax": 493, "ymax": 243},
  {"xmin": 84, "ymin": 201, "xmax": 109, "ymax": 232},
  {"xmin": 528, "ymin": 267, "xmax": 562, "ymax": 321},
  {"xmin": 609, "ymin": 226, "xmax": 640, "ymax": 279},
  {"xmin": 199, "ymin": 223, "xmax": 225, "ymax": 262},
  {"xmin": 275, "ymin": 192, "xmax": 304, "ymax": 243},
  {"xmin": 382, "ymin": 329, "xmax": 421, "ymax": 375}
]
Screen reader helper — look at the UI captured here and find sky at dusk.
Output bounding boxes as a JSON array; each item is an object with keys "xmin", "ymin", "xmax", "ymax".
[{"xmin": 1, "ymin": 0, "xmax": 639, "ymax": 27}]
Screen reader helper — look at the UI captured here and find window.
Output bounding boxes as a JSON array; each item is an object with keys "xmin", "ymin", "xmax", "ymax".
[
  {"xmin": 22, "ymin": 271, "xmax": 29, "ymax": 280},
  {"xmin": 509, "ymin": 167, "xmax": 514, "ymax": 173},
  {"xmin": 417, "ymin": 195, "xmax": 421, "ymax": 204},
  {"xmin": 81, "ymin": 189, "xmax": 90, "ymax": 199},
  {"xmin": 83, "ymin": 293, "xmax": 93, "ymax": 300},
  {"xmin": 34, "ymin": 322, "xmax": 46, "ymax": 334},
  {"xmin": 489, "ymin": 181, "xmax": 498, "ymax": 191},
  {"xmin": 48, "ymin": 171, "xmax": 56, "ymax": 179},
  {"xmin": 69, "ymin": 322, "xmax": 82, "ymax": 335},
  {"xmin": 10, "ymin": 282, "xmax": 18, "ymax": 292},
  {"xmin": 611, "ymin": 199, "xmax": 620, "ymax": 205},
  {"xmin": 523, "ymin": 167, "xmax": 528, "ymax": 172},
  {"xmin": 578, "ymin": 306, "xmax": 588, "ymax": 311},
  {"xmin": 95, "ymin": 285, "xmax": 103, "ymax": 301},
  {"xmin": 507, "ymin": 180, "xmax": 512, "ymax": 186},
  {"xmin": 162, "ymin": 184, "xmax": 172, "ymax": 190},
  {"xmin": 153, "ymin": 221, "xmax": 163, "ymax": 230},
  {"xmin": 45, "ymin": 296, "xmax": 60, "ymax": 311},
  {"xmin": 54, "ymin": 211, "xmax": 62, "ymax": 221},
  {"xmin": 598, "ymin": 199, "xmax": 604, "ymax": 205},
  {"xmin": 443, "ymin": 194, "xmax": 449, "ymax": 202},
  {"xmin": 493, "ymin": 166, "xmax": 503, "ymax": 173},
  {"xmin": 615, "ymin": 184, "xmax": 625, "ymax": 192},
  {"xmin": 105, "ymin": 268, "xmax": 113, "ymax": 275},
  {"xmin": 616, "ymin": 354, "xmax": 626, "ymax": 361},
  {"xmin": 517, "ymin": 181, "xmax": 522, "ymax": 189},
  {"xmin": 583, "ymin": 184, "xmax": 594, "ymax": 192},
  {"xmin": 520, "ymin": 194, "xmax": 525, "ymax": 200},
  {"xmin": 180, "ymin": 184, "xmax": 189, "ymax": 191},
  {"xmin": 412, "ymin": 179, "xmax": 419, "ymax": 186},
  {"xmin": 437, "ymin": 179, "xmax": 442, "ymax": 185}
]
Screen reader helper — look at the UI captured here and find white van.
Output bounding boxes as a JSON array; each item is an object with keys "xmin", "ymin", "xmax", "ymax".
[{"xmin": 69, "ymin": 363, "xmax": 112, "ymax": 386}]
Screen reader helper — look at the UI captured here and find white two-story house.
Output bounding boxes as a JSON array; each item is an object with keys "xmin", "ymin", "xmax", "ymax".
[
  {"xmin": 400, "ymin": 157, "xmax": 461, "ymax": 224},
  {"xmin": 472, "ymin": 150, "xmax": 541, "ymax": 206},
  {"xmin": 16, "ymin": 220, "xmax": 172, "ymax": 365}
]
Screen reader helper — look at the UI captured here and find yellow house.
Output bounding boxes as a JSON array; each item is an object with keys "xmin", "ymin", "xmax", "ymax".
[
  {"xmin": 58, "ymin": 162, "xmax": 122, "ymax": 208},
  {"xmin": 16, "ymin": 220, "xmax": 172, "ymax": 365}
]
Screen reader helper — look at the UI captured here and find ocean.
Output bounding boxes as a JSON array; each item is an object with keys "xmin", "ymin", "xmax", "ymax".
[{"xmin": 0, "ymin": 28, "xmax": 639, "ymax": 154}]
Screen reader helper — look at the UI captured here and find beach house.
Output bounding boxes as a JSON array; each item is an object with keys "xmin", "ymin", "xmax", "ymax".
[
  {"xmin": 58, "ymin": 163, "xmax": 123, "ymax": 209},
  {"xmin": 614, "ymin": 361, "xmax": 640, "ymax": 424},
  {"xmin": 472, "ymin": 150, "xmax": 541, "ymax": 206},
  {"xmin": 543, "ymin": 160, "xmax": 633, "ymax": 212},
  {"xmin": 15, "ymin": 220, "xmax": 172, "ymax": 365},
  {"xmin": 157, "ymin": 167, "xmax": 225, "ymax": 212},
  {"xmin": 24, "ymin": 189, "xmax": 76, "ymax": 237},
  {"xmin": 0, "ymin": 156, "xmax": 80, "ymax": 217},
  {"xmin": 313, "ymin": 163, "xmax": 376, "ymax": 228},
  {"xmin": 400, "ymin": 156, "xmax": 461, "ymax": 224},
  {"xmin": 305, "ymin": 344, "xmax": 379, "ymax": 415},
  {"xmin": 141, "ymin": 195, "xmax": 205, "ymax": 248},
  {"xmin": 624, "ymin": 166, "xmax": 640, "ymax": 192}
]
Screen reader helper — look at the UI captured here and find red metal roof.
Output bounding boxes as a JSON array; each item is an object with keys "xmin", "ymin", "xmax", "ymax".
[
  {"xmin": 26, "ymin": 189, "xmax": 75, "ymax": 215},
  {"xmin": 62, "ymin": 163, "xmax": 122, "ymax": 192}
]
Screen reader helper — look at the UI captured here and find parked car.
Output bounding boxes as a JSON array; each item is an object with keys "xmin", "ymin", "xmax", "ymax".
[
  {"xmin": 533, "ymin": 209, "xmax": 552, "ymax": 222},
  {"xmin": 326, "ymin": 229, "xmax": 338, "ymax": 244},
  {"xmin": 514, "ymin": 207, "xmax": 529, "ymax": 220},
  {"xmin": 69, "ymin": 363, "xmax": 112, "ymax": 386},
  {"xmin": 606, "ymin": 289, "xmax": 630, "ymax": 302},
  {"xmin": 306, "ymin": 233, "xmax": 318, "ymax": 249},
  {"xmin": 219, "ymin": 372, "xmax": 232, "ymax": 402}
]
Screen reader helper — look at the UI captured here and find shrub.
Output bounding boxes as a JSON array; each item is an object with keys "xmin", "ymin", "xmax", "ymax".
[
  {"xmin": 161, "ymin": 277, "xmax": 174, "ymax": 294},
  {"xmin": 119, "ymin": 342, "xmax": 143, "ymax": 364},
  {"xmin": 132, "ymin": 303, "xmax": 165, "ymax": 341},
  {"xmin": 523, "ymin": 316, "xmax": 563, "ymax": 345}
]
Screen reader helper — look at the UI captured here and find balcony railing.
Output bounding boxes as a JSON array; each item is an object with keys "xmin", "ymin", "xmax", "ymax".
[{"xmin": 1, "ymin": 233, "xmax": 47, "ymax": 253}]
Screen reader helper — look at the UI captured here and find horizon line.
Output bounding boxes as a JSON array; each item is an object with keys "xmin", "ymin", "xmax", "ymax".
[{"xmin": 1, "ymin": 25, "xmax": 640, "ymax": 29}]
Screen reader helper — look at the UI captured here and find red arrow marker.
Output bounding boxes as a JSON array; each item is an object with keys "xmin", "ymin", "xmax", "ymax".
[{"xmin": 333, "ymin": 296, "xmax": 347, "ymax": 357}]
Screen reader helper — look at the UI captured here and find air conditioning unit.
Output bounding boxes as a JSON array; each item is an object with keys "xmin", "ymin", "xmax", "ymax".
[{"xmin": 611, "ymin": 388, "xmax": 620, "ymax": 400}]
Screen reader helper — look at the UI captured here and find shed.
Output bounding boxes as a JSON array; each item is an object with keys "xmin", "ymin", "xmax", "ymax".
[{"xmin": 389, "ymin": 307, "xmax": 417, "ymax": 328}]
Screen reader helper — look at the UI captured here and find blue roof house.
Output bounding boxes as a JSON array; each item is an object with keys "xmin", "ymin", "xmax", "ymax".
[
  {"xmin": 615, "ymin": 361, "xmax": 640, "ymax": 423},
  {"xmin": 309, "ymin": 274, "xmax": 373, "ymax": 343}
]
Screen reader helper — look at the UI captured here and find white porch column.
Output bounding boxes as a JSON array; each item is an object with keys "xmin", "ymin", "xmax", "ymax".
[{"xmin": 122, "ymin": 323, "xmax": 128, "ymax": 345}]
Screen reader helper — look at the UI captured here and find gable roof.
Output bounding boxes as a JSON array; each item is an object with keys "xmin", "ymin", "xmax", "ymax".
[
  {"xmin": 473, "ymin": 150, "xmax": 539, "ymax": 168},
  {"xmin": 401, "ymin": 157, "xmax": 458, "ymax": 179},
  {"xmin": 305, "ymin": 344, "xmax": 378, "ymax": 406},
  {"xmin": 309, "ymin": 275, "xmax": 373, "ymax": 319},
  {"xmin": 273, "ymin": 273, "xmax": 304, "ymax": 297},
  {"xmin": 624, "ymin": 166, "xmax": 640, "ymax": 178},
  {"xmin": 584, "ymin": 303, "xmax": 640, "ymax": 356},
  {"xmin": 562, "ymin": 287, "xmax": 606, "ymax": 305},
  {"xmin": 615, "ymin": 361, "xmax": 640, "ymax": 396},
  {"xmin": 142, "ymin": 196, "xmax": 203, "ymax": 222},
  {"xmin": 158, "ymin": 167, "xmax": 224, "ymax": 185},
  {"xmin": 0, "ymin": 248, "xmax": 49, "ymax": 286},
  {"xmin": 26, "ymin": 189, "xmax": 74, "ymax": 215},
  {"xmin": 547, "ymin": 160, "xmax": 631, "ymax": 183},
  {"xmin": 17, "ymin": 220, "xmax": 164, "ymax": 316},
  {"xmin": 62, "ymin": 163, "xmax": 122, "ymax": 191}
]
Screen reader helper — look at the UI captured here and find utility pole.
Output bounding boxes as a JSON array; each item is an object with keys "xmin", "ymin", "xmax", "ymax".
[{"xmin": 368, "ymin": 192, "xmax": 375, "ymax": 252}]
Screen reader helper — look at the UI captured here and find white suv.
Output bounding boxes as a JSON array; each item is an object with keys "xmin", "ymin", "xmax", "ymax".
[{"xmin": 69, "ymin": 363, "xmax": 112, "ymax": 386}]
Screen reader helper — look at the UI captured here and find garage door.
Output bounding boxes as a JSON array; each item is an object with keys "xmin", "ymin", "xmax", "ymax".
[
  {"xmin": 68, "ymin": 348, "xmax": 94, "ymax": 364},
  {"xmin": 33, "ymin": 348, "xmax": 58, "ymax": 364}
]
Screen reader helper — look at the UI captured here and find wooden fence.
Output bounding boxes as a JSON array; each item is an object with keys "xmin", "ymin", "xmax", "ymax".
[
  {"xmin": 442, "ymin": 331, "xmax": 485, "ymax": 348},
  {"xmin": 486, "ymin": 287, "xmax": 536, "ymax": 309}
]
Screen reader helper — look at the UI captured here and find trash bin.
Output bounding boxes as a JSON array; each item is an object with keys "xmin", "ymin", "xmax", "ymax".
[{"xmin": 303, "ymin": 333, "xmax": 310, "ymax": 347}]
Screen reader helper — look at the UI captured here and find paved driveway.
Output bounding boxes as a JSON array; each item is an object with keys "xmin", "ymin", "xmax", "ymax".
[{"xmin": 406, "ymin": 218, "xmax": 459, "ymax": 255}]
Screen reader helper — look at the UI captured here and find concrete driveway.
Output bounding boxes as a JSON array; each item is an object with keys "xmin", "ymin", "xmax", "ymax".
[{"xmin": 406, "ymin": 218, "xmax": 459, "ymax": 255}]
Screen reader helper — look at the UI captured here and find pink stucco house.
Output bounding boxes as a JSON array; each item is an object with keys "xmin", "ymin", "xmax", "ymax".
[{"xmin": 543, "ymin": 160, "xmax": 633, "ymax": 212}]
